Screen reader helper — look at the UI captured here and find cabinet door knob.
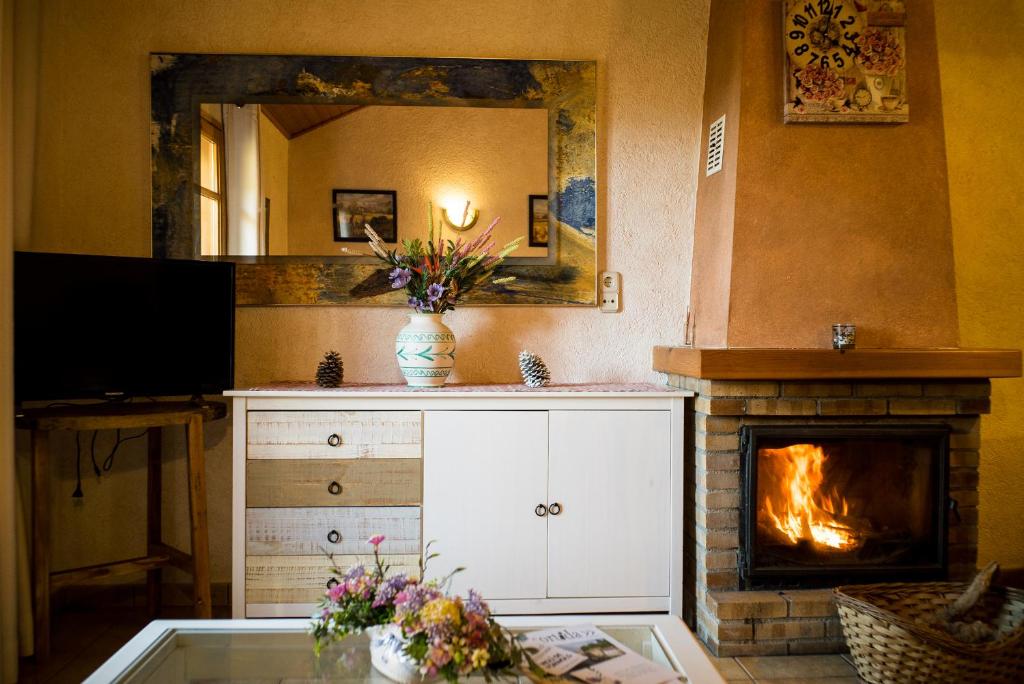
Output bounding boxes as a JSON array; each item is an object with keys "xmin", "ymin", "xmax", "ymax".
[
  {"xmin": 327, "ymin": 481, "xmax": 342, "ymax": 495},
  {"xmin": 327, "ymin": 433, "xmax": 342, "ymax": 447},
  {"xmin": 326, "ymin": 577, "xmax": 339, "ymax": 589},
  {"xmin": 327, "ymin": 529, "xmax": 341, "ymax": 543},
  {"xmin": 535, "ymin": 504, "xmax": 548, "ymax": 517},
  {"xmin": 548, "ymin": 502, "xmax": 562, "ymax": 516}
]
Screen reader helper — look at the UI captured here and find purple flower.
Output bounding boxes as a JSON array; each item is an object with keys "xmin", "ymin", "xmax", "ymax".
[
  {"xmin": 343, "ymin": 565, "xmax": 366, "ymax": 582},
  {"xmin": 389, "ymin": 267, "xmax": 412, "ymax": 289},
  {"xmin": 408, "ymin": 297, "xmax": 425, "ymax": 311},
  {"xmin": 426, "ymin": 283, "xmax": 445, "ymax": 302},
  {"xmin": 464, "ymin": 589, "xmax": 488, "ymax": 618},
  {"xmin": 372, "ymin": 573, "xmax": 410, "ymax": 608}
]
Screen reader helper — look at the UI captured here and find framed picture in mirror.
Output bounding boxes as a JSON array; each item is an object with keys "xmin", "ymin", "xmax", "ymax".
[
  {"xmin": 529, "ymin": 195, "xmax": 549, "ymax": 248},
  {"xmin": 333, "ymin": 189, "xmax": 397, "ymax": 243}
]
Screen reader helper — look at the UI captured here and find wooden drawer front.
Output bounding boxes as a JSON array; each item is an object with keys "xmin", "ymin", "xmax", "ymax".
[
  {"xmin": 247, "ymin": 411, "xmax": 421, "ymax": 460},
  {"xmin": 246, "ymin": 506, "xmax": 420, "ymax": 556},
  {"xmin": 245, "ymin": 554, "xmax": 420, "ymax": 606},
  {"xmin": 246, "ymin": 458, "xmax": 422, "ymax": 507}
]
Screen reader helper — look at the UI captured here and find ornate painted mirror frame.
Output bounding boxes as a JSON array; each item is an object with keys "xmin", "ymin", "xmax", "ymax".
[{"xmin": 151, "ymin": 53, "xmax": 597, "ymax": 306}]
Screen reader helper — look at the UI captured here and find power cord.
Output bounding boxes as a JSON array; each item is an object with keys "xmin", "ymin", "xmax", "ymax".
[{"xmin": 65, "ymin": 396, "xmax": 154, "ymax": 498}]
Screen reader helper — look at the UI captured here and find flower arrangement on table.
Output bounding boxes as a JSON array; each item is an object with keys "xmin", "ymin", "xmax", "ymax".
[
  {"xmin": 364, "ymin": 204, "xmax": 523, "ymax": 313},
  {"xmin": 312, "ymin": 536, "xmax": 525, "ymax": 682}
]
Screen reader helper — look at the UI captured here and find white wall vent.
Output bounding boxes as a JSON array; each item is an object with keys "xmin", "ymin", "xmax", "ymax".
[{"xmin": 706, "ymin": 114, "xmax": 725, "ymax": 177}]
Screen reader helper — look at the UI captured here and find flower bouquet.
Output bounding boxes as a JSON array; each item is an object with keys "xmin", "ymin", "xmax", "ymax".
[
  {"xmin": 364, "ymin": 204, "xmax": 523, "ymax": 314},
  {"xmin": 855, "ymin": 27, "xmax": 904, "ymax": 77},
  {"xmin": 363, "ymin": 204, "xmax": 524, "ymax": 386},
  {"xmin": 313, "ymin": 537, "xmax": 525, "ymax": 683}
]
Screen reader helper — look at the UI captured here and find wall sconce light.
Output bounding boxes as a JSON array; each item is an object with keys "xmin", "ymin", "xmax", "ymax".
[{"xmin": 441, "ymin": 200, "xmax": 480, "ymax": 231}]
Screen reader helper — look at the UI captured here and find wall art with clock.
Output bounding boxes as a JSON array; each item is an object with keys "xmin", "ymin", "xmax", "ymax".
[{"xmin": 783, "ymin": 0, "xmax": 908, "ymax": 124}]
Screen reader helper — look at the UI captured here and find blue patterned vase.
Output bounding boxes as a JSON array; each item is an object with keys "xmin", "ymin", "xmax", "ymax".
[
  {"xmin": 395, "ymin": 313, "xmax": 456, "ymax": 387},
  {"xmin": 367, "ymin": 624, "xmax": 437, "ymax": 683}
]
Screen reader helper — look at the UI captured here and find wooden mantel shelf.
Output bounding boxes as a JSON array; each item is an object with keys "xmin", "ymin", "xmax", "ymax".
[{"xmin": 652, "ymin": 347, "xmax": 1022, "ymax": 380}]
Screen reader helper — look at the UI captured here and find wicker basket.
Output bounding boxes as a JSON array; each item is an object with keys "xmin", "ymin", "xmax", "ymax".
[{"xmin": 834, "ymin": 582, "xmax": 1024, "ymax": 684}]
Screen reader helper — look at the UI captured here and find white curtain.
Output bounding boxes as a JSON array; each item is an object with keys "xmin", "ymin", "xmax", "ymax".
[{"xmin": 1, "ymin": 0, "xmax": 20, "ymax": 677}]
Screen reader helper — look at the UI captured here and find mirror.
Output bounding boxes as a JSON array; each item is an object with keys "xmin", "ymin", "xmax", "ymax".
[
  {"xmin": 198, "ymin": 103, "xmax": 549, "ymax": 259},
  {"xmin": 152, "ymin": 54, "xmax": 596, "ymax": 306}
]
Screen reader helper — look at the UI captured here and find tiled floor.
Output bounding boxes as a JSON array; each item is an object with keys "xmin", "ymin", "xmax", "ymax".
[{"xmin": 702, "ymin": 643, "xmax": 866, "ymax": 684}]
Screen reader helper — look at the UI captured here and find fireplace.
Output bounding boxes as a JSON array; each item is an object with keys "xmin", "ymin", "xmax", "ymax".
[{"xmin": 740, "ymin": 426, "xmax": 949, "ymax": 589}]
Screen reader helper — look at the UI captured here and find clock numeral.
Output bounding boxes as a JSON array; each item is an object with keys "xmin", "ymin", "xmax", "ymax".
[
  {"xmin": 789, "ymin": 30, "xmax": 805, "ymax": 40},
  {"xmin": 842, "ymin": 43, "xmax": 860, "ymax": 58},
  {"xmin": 809, "ymin": 51, "xmax": 820, "ymax": 64},
  {"xmin": 791, "ymin": 14, "xmax": 809, "ymax": 28},
  {"xmin": 794, "ymin": 43, "xmax": 809, "ymax": 56},
  {"xmin": 844, "ymin": 31, "xmax": 860, "ymax": 42},
  {"xmin": 832, "ymin": 52, "xmax": 845, "ymax": 68},
  {"xmin": 802, "ymin": 3, "xmax": 819, "ymax": 19},
  {"xmin": 816, "ymin": 0, "xmax": 833, "ymax": 15},
  {"xmin": 839, "ymin": 14, "xmax": 855, "ymax": 28},
  {"xmin": 820, "ymin": 55, "xmax": 830, "ymax": 69}
]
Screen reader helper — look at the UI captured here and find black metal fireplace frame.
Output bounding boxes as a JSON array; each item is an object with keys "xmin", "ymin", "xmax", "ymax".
[{"xmin": 739, "ymin": 425, "xmax": 950, "ymax": 589}]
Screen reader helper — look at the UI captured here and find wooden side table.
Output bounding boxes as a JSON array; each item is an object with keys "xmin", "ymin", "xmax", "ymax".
[{"xmin": 16, "ymin": 400, "xmax": 227, "ymax": 659}]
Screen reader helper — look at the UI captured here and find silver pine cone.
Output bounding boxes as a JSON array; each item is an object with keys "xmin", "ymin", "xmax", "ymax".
[{"xmin": 518, "ymin": 350, "xmax": 551, "ymax": 388}]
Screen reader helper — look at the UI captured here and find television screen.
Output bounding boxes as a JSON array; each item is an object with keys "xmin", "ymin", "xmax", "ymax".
[{"xmin": 15, "ymin": 252, "xmax": 235, "ymax": 401}]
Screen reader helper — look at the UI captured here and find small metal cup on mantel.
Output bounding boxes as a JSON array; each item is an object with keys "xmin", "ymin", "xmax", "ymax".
[{"xmin": 832, "ymin": 323, "xmax": 856, "ymax": 350}]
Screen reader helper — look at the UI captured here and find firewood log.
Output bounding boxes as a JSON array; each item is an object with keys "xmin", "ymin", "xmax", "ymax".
[{"xmin": 918, "ymin": 561, "xmax": 999, "ymax": 643}]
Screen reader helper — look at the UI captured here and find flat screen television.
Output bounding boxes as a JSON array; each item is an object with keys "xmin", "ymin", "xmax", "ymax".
[{"xmin": 15, "ymin": 252, "xmax": 235, "ymax": 401}]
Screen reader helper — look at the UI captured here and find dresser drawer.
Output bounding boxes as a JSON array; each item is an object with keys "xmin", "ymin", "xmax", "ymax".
[
  {"xmin": 246, "ymin": 506, "xmax": 421, "ymax": 556},
  {"xmin": 246, "ymin": 458, "xmax": 421, "ymax": 507},
  {"xmin": 245, "ymin": 554, "xmax": 421, "ymax": 606},
  {"xmin": 247, "ymin": 411, "xmax": 421, "ymax": 459}
]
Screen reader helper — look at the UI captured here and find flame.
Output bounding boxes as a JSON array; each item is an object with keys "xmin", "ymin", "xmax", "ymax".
[{"xmin": 760, "ymin": 444, "xmax": 862, "ymax": 551}]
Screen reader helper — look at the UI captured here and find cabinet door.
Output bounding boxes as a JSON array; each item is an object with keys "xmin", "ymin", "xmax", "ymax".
[
  {"xmin": 547, "ymin": 410, "xmax": 671, "ymax": 598},
  {"xmin": 422, "ymin": 411, "xmax": 548, "ymax": 600}
]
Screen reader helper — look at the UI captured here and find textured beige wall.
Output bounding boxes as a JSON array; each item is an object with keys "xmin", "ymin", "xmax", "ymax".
[
  {"xmin": 17, "ymin": 0, "xmax": 710, "ymax": 582},
  {"xmin": 691, "ymin": 0, "xmax": 960, "ymax": 349},
  {"xmin": 934, "ymin": 0, "xmax": 1024, "ymax": 569},
  {"xmin": 287, "ymin": 106, "xmax": 548, "ymax": 258},
  {"xmin": 688, "ymin": 0, "xmax": 743, "ymax": 348},
  {"xmin": 259, "ymin": 110, "xmax": 289, "ymax": 256}
]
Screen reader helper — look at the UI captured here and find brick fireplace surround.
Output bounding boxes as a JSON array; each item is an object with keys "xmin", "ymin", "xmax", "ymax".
[{"xmin": 654, "ymin": 347, "xmax": 1022, "ymax": 658}]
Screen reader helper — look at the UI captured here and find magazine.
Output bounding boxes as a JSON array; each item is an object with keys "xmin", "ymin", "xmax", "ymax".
[{"xmin": 516, "ymin": 624, "xmax": 684, "ymax": 684}]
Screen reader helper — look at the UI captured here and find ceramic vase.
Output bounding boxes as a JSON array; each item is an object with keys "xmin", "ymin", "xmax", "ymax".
[
  {"xmin": 395, "ymin": 313, "xmax": 456, "ymax": 387},
  {"xmin": 367, "ymin": 625, "xmax": 435, "ymax": 683}
]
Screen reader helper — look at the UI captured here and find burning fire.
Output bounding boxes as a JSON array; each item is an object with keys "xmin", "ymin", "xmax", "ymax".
[{"xmin": 760, "ymin": 444, "xmax": 863, "ymax": 551}]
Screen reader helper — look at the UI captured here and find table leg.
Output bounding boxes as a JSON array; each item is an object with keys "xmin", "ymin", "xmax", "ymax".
[
  {"xmin": 146, "ymin": 426, "xmax": 163, "ymax": 618},
  {"xmin": 185, "ymin": 414, "xmax": 212, "ymax": 618},
  {"xmin": 31, "ymin": 429, "xmax": 50, "ymax": 659}
]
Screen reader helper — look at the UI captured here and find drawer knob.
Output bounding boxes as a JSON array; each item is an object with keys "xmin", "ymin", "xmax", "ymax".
[
  {"xmin": 327, "ymin": 529, "xmax": 341, "ymax": 544},
  {"xmin": 548, "ymin": 502, "xmax": 563, "ymax": 516},
  {"xmin": 534, "ymin": 504, "xmax": 548, "ymax": 517},
  {"xmin": 327, "ymin": 481, "xmax": 342, "ymax": 495},
  {"xmin": 326, "ymin": 577, "xmax": 339, "ymax": 590},
  {"xmin": 327, "ymin": 433, "xmax": 342, "ymax": 447}
]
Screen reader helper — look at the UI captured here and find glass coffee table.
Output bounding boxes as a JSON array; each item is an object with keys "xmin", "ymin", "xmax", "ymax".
[{"xmin": 86, "ymin": 614, "xmax": 724, "ymax": 683}]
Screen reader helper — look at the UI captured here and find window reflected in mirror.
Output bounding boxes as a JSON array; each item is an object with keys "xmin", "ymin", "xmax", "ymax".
[
  {"xmin": 198, "ymin": 103, "xmax": 549, "ymax": 259},
  {"xmin": 198, "ymin": 105, "xmax": 226, "ymax": 256}
]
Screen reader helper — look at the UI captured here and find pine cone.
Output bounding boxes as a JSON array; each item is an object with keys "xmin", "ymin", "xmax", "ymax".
[
  {"xmin": 315, "ymin": 350, "xmax": 344, "ymax": 388},
  {"xmin": 518, "ymin": 350, "xmax": 551, "ymax": 388}
]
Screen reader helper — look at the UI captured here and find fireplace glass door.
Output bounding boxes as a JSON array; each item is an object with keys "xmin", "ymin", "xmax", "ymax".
[{"xmin": 740, "ymin": 426, "xmax": 948, "ymax": 588}]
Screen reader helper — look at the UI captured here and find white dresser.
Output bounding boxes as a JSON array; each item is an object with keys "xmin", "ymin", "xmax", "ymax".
[{"xmin": 227, "ymin": 383, "xmax": 689, "ymax": 618}]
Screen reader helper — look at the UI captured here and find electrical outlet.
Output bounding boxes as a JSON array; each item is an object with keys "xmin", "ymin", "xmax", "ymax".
[{"xmin": 600, "ymin": 271, "xmax": 620, "ymax": 313}]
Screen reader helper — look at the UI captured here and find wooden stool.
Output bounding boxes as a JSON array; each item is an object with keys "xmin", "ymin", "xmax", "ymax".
[{"xmin": 16, "ymin": 401, "xmax": 226, "ymax": 659}]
